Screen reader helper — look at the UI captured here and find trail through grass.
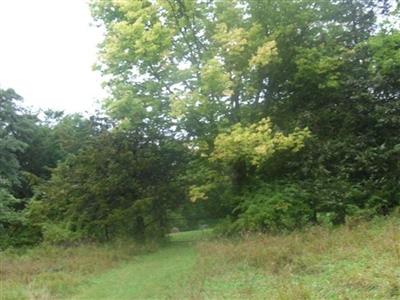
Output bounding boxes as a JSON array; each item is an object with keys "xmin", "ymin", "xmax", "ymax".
[
  {"xmin": 2, "ymin": 219, "xmax": 399, "ymax": 299},
  {"xmin": 72, "ymin": 230, "xmax": 211, "ymax": 300},
  {"xmin": 73, "ymin": 244, "xmax": 194, "ymax": 299},
  {"xmin": 0, "ymin": 241, "xmax": 153, "ymax": 300},
  {"xmin": 74, "ymin": 218, "xmax": 400, "ymax": 300}
]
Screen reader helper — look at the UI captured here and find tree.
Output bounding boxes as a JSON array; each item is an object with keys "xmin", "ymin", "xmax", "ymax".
[
  {"xmin": 0, "ymin": 88, "xmax": 38, "ymax": 247},
  {"xmin": 34, "ymin": 127, "xmax": 188, "ymax": 242},
  {"xmin": 90, "ymin": 0, "xmax": 399, "ymax": 229},
  {"xmin": 0, "ymin": 88, "xmax": 30, "ymax": 188}
]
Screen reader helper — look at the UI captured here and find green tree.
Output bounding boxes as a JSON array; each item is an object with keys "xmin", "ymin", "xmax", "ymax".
[
  {"xmin": 0, "ymin": 88, "xmax": 30, "ymax": 188},
  {"xmin": 34, "ymin": 127, "xmax": 188, "ymax": 242},
  {"xmin": 0, "ymin": 88, "xmax": 39, "ymax": 247},
  {"xmin": 91, "ymin": 0, "xmax": 399, "ymax": 229}
]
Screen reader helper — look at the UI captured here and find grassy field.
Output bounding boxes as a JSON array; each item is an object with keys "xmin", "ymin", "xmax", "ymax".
[
  {"xmin": 1, "ymin": 219, "xmax": 399, "ymax": 299},
  {"xmin": 176, "ymin": 217, "xmax": 400, "ymax": 299},
  {"xmin": 71, "ymin": 230, "xmax": 212, "ymax": 300},
  {"xmin": 0, "ymin": 241, "xmax": 156, "ymax": 300}
]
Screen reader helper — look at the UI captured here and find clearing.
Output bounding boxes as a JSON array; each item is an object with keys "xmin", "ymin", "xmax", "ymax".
[
  {"xmin": 1, "ymin": 217, "xmax": 399, "ymax": 299},
  {"xmin": 71, "ymin": 230, "xmax": 210, "ymax": 299}
]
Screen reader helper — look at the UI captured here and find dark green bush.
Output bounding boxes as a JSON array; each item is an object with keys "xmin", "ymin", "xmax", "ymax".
[{"xmin": 217, "ymin": 183, "xmax": 313, "ymax": 234}]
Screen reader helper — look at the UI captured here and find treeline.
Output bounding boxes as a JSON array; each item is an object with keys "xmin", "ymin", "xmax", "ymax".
[
  {"xmin": 1, "ymin": 0, "xmax": 399, "ymax": 248},
  {"xmin": 0, "ymin": 90, "xmax": 90, "ymax": 246}
]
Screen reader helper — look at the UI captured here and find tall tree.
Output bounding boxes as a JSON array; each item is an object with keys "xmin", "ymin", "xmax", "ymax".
[
  {"xmin": 35, "ymin": 128, "xmax": 188, "ymax": 241},
  {"xmin": 0, "ymin": 88, "xmax": 31, "ymax": 189}
]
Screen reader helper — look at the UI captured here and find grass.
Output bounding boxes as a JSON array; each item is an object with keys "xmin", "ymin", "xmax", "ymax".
[
  {"xmin": 0, "ymin": 240, "xmax": 155, "ymax": 300},
  {"xmin": 169, "ymin": 228, "xmax": 214, "ymax": 242},
  {"xmin": 70, "ymin": 229, "xmax": 212, "ymax": 299},
  {"xmin": 173, "ymin": 216, "xmax": 400, "ymax": 299},
  {"xmin": 1, "ymin": 218, "xmax": 399, "ymax": 299}
]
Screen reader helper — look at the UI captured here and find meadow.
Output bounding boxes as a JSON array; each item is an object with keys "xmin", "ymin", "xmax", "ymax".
[
  {"xmin": 0, "ymin": 241, "xmax": 156, "ymax": 300},
  {"xmin": 1, "ymin": 1, "xmax": 400, "ymax": 299},
  {"xmin": 179, "ymin": 216, "xmax": 400, "ymax": 299},
  {"xmin": 1, "ymin": 217, "xmax": 399, "ymax": 299}
]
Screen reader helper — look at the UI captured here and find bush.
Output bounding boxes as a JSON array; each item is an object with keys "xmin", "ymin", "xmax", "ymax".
[
  {"xmin": 218, "ymin": 183, "xmax": 313, "ymax": 234},
  {"xmin": 0, "ymin": 189, "xmax": 42, "ymax": 249},
  {"xmin": 42, "ymin": 223, "xmax": 81, "ymax": 246}
]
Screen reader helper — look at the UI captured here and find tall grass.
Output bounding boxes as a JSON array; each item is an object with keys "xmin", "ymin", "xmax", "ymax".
[
  {"xmin": 1, "ymin": 218, "xmax": 399, "ymax": 299},
  {"xmin": 180, "ymin": 216, "xmax": 400, "ymax": 299},
  {"xmin": 0, "ymin": 241, "xmax": 156, "ymax": 300}
]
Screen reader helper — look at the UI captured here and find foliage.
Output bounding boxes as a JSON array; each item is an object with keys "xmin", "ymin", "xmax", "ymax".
[
  {"xmin": 0, "ymin": 88, "xmax": 30, "ymax": 188},
  {"xmin": 41, "ymin": 223, "xmax": 82, "ymax": 245},
  {"xmin": 218, "ymin": 183, "xmax": 313, "ymax": 234},
  {"xmin": 0, "ymin": 89, "xmax": 37, "ymax": 248},
  {"xmin": 33, "ymin": 129, "xmax": 188, "ymax": 242},
  {"xmin": 1, "ymin": 0, "xmax": 400, "ymax": 248},
  {"xmin": 211, "ymin": 118, "xmax": 310, "ymax": 167},
  {"xmin": 188, "ymin": 118, "xmax": 310, "ymax": 232},
  {"xmin": 89, "ymin": 0, "xmax": 400, "ymax": 236},
  {"xmin": 0, "ymin": 189, "xmax": 25, "ymax": 249}
]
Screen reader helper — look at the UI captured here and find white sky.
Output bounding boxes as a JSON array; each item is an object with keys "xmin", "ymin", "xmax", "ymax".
[{"xmin": 0, "ymin": 0, "xmax": 105, "ymax": 114}]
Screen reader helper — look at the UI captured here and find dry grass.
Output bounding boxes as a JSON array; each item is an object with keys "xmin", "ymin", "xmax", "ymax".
[
  {"xmin": 0, "ymin": 241, "xmax": 156, "ymax": 300},
  {"xmin": 179, "ymin": 216, "xmax": 400, "ymax": 299},
  {"xmin": 1, "ymin": 218, "xmax": 399, "ymax": 299}
]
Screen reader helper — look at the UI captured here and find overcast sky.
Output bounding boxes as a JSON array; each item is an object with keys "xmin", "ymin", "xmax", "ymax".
[{"xmin": 0, "ymin": 0, "xmax": 105, "ymax": 114}]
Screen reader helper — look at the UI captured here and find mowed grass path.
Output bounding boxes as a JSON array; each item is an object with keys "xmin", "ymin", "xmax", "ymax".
[
  {"xmin": 3, "ymin": 219, "xmax": 398, "ymax": 299},
  {"xmin": 72, "ymin": 218, "xmax": 400, "ymax": 300},
  {"xmin": 72, "ymin": 230, "xmax": 211, "ymax": 300}
]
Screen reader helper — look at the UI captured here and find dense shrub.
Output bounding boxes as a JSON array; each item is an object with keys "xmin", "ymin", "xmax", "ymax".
[
  {"xmin": 41, "ymin": 223, "xmax": 82, "ymax": 246},
  {"xmin": 217, "ymin": 183, "xmax": 313, "ymax": 234}
]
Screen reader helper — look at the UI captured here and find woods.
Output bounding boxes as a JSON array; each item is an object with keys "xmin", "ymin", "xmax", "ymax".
[{"xmin": 1, "ymin": 0, "xmax": 399, "ymax": 247}]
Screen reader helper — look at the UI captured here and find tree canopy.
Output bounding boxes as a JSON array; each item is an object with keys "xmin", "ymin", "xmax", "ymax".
[{"xmin": 1, "ymin": 0, "xmax": 399, "ymax": 247}]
